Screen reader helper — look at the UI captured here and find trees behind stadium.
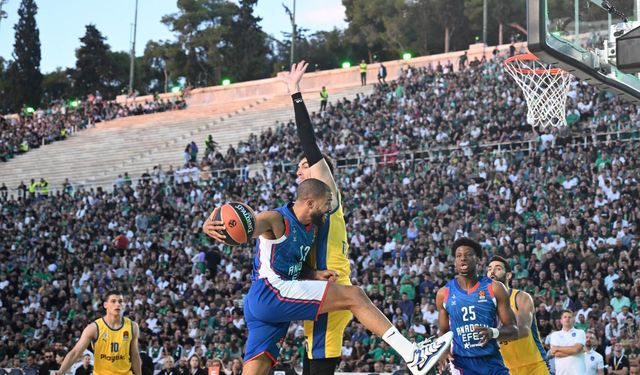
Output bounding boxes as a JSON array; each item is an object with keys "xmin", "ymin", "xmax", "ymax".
[{"xmin": 0, "ymin": 0, "xmax": 526, "ymax": 113}]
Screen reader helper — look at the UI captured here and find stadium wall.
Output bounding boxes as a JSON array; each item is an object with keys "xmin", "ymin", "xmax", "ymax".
[{"xmin": 115, "ymin": 42, "xmax": 526, "ymax": 106}]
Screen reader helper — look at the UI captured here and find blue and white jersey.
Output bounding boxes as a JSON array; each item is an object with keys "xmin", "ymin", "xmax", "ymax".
[
  {"xmin": 443, "ymin": 276, "xmax": 500, "ymax": 358},
  {"xmin": 252, "ymin": 203, "xmax": 318, "ymax": 281}
]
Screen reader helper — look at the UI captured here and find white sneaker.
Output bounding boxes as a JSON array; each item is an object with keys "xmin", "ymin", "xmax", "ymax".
[{"xmin": 407, "ymin": 331, "xmax": 453, "ymax": 375}]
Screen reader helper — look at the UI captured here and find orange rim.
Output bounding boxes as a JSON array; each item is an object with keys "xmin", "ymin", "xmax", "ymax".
[{"xmin": 504, "ymin": 53, "xmax": 565, "ymax": 75}]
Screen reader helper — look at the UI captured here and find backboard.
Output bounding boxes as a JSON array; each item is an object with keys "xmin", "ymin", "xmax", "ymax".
[{"xmin": 528, "ymin": 0, "xmax": 640, "ymax": 104}]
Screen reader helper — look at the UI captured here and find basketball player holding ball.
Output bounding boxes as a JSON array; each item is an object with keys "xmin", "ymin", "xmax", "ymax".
[{"xmin": 203, "ymin": 179, "xmax": 453, "ymax": 375}]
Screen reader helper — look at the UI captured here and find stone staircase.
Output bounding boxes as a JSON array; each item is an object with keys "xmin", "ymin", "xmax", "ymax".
[{"xmin": 0, "ymin": 85, "xmax": 373, "ymax": 190}]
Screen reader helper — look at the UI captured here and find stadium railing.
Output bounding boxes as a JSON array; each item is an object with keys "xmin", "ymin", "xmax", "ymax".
[{"xmin": 30, "ymin": 127, "xmax": 640, "ymax": 193}]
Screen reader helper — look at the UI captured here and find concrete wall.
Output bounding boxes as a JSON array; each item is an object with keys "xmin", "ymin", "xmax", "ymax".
[{"xmin": 116, "ymin": 42, "xmax": 526, "ymax": 106}]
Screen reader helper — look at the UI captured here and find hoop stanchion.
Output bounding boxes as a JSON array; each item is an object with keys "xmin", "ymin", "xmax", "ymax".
[{"xmin": 504, "ymin": 53, "xmax": 572, "ymax": 129}]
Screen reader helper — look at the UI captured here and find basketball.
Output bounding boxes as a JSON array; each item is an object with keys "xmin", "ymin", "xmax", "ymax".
[{"xmin": 213, "ymin": 202, "xmax": 256, "ymax": 246}]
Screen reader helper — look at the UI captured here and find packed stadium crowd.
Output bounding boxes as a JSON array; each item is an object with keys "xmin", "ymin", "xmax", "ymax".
[
  {"xmin": 1, "ymin": 53, "xmax": 640, "ymax": 374},
  {"xmin": 200, "ymin": 55, "xmax": 639, "ymax": 174},
  {"xmin": 0, "ymin": 94, "xmax": 187, "ymax": 163}
]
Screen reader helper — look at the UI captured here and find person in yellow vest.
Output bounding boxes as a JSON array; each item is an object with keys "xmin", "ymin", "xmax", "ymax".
[
  {"xmin": 359, "ymin": 60, "xmax": 367, "ymax": 86},
  {"xmin": 55, "ymin": 290, "xmax": 142, "ymax": 375},
  {"xmin": 487, "ymin": 256, "xmax": 550, "ymax": 375},
  {"xmin": 39, "ymin": 178, "xmax": 49, "ymax": 197},
  {"xmin": 27, "ymin": 179, "xmax": 37, "ymax": 200},
  {"xmin": 19, "ymin": 141, "xmax": 29, "ymax": 153},
  {"xmin": 319, "ymin": 86, "xmax": 328, "ymax": 112}
]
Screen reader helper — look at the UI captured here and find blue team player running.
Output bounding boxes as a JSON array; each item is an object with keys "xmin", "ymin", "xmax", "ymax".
[
  {"xmin": 204, "ymin": 178, "xmax": 453, "ymax": 375},
  {"xmin": 435, "ymin": 238, "xmax": 519, "ymax": 375}
]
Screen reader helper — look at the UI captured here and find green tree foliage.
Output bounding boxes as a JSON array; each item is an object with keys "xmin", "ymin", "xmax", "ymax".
[
  {"xmin": 10, "ymin": 0, "xmax": 42, "ymax": 111},
  {"xmin": 142, "ymin": 40, "xmax": 186, "ymax": 93},
  {"xmin": 42, "ymin": 68, "xmax": 73, "ymax": 104},
  {"xmin": 162, "ymin": 0, "xmax": 237, "ymax": 86},
  {"xmin": 222, "ymin": 0, "xmax": 271, "ymax": 82},
  {"xmin": 0, "ymin": 0, "xmax": 531, "ymax": 111},
  {"xmin": 74, "ymin": 25, "xmax": 112, "ymax": 97},
  {"xmin": 343, "ymin": 0, "xmax": 410, "ymax": 62}
]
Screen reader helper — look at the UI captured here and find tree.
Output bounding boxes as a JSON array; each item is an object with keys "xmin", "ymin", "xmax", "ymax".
[
  {"xmin": 222, "ymin": 0, "xmax": 270, "ymax": 82},
  {"xmin": 343, "ymin": 0, "xmax": 409, "ymax": 62},
  {"xmin": 0, "ymin": 57, "xmax": 11, "ymax": 113},
  {"xmin": 106, "ymin": 51, "xmax": 132, "ymax": 97},
  {"xmin": 74, "ymin": 25, "xmax": 112, "ymax": 98},
  {"xmin": 11, "ymin": 0, "xmax": 42, "ymax": 110},
  {"xmin": 42, "ymin": 68, "xmax": 73, "ymax": 104},
  {"xmin": 162, "ymin": 0, "xmax": 237, "ymax": 86},
  {"xmin": 143, "ymin": 40, "xmax": 186, "ymax": 93},
  {"xmin": 436, "ymin": 0, "xmax": 468, "ymax": 52}
]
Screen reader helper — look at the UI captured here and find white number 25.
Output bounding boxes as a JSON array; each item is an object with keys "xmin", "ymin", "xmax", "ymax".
[{"xmin": 462, "ymin": 306, "xmax": 476, "ymax": 321}]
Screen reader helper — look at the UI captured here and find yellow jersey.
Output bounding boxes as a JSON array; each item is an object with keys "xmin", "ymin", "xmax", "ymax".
[
  {"xmin": 93, "ymin": 317, "xmax": 134, "ymax": 375},
  {"xmin": 305, "ymin": 192, "xmax": 353, "ymax": 358},
  {"xmin": 499, "ymin": 289, "xmax": 548, "ymax": 370}
]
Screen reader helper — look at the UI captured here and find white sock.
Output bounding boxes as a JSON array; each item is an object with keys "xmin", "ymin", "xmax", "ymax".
[{"xmin": 382, "ymin": 326, "xmax": 415, "ymax": 363}]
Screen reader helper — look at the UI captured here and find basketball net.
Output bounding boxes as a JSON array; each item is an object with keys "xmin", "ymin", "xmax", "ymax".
[{"xmin": 504, "ymin": 53, "xmax": 572, "ymax": 129}]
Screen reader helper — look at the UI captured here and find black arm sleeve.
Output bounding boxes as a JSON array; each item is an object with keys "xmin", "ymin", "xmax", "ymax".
[{"xmin": 291, "ymin": 92, "xmax": 323, "ymax": 166}]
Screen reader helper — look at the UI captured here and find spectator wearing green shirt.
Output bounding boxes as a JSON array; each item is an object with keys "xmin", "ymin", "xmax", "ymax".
[
  {"xmin": 575, "ymin": 314, "xmax": 590, "ymax": 331},
  {"xmin": 611, "ymin": 289, "xmax": 631, "ymax": 313},
  {"xmin": 368, "ymin": 342, "xmax": 396, "ymax": 363}
]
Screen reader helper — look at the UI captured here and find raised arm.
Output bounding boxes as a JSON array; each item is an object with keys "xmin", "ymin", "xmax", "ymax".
[
  {"xmin": 435, "ymin": 288, "xmax": 451, "ymax": 335},
  {"xmin": 287, "ymin": 61, "xmax": 339, "ymax": 208},
  {"xmin": 55, "ymin": 323, "xmax": 97, "ymax": 375},
  {"xmin": 203, "ymin": 208, "xmax": 285, "ymax": 243}
]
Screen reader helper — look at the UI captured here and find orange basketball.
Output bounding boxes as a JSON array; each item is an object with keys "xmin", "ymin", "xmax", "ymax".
[{"xmin": 213, "ymin": 202, "xmax": 256, "ymax": 246}]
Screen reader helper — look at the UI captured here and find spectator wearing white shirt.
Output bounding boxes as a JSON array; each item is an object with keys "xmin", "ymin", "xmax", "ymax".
[
  {"xmin": 341, "ymin": 340, "xmax": 354, "ymax": 359},
  {"xmin": 410, "ymin": 316, "xmax": 427, "ymax": 336},
  {"xmin": 605, "ymin": 317, "xmax": 621, "ymax": 342},
  {"xmin": 494, "ymin": 156, "xmax": 507, "ymax": 173},
  {"xmin": 594, "ymin": 194, "xmax": 607, "ymax": 208},
  {"xmin": 421, "ymin": 303, "xmax": 439, "ymax": 325},
  {"xmin": 604, "ymin": 266, "xmax": 620, "ymax": 291},
  {"xmin": 549, "ymin": 310, "xmax": 586, "ymax": 375},
  {"xmin": 576, "ymin": 300, "xmax": 593, "ymax": 322},
  {"xmin": 584, "ymin": 332, "xmax": 605, "ymax": 375}
]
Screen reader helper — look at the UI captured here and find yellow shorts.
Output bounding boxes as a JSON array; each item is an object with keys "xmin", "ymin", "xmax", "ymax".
[
  {"xmin": 509, "ymin": 361, "xmax": 550, "ymax": 375},
  {"xmin": 304, "ymin": 278, "xmax": 353, "ymax": 359}
]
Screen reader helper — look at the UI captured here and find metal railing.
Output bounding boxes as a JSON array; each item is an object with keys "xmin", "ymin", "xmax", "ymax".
[{"xmin": 10, "ymin": 127, "xmax": 640, "ymax": 194}]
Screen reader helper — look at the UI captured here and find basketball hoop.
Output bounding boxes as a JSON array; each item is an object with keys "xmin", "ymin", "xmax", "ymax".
[{"xmin": 504, "ymin": 53, "xmax": 572, "ymax": 129}]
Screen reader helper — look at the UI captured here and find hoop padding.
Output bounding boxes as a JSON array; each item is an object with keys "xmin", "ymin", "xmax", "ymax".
[{"xmin": 504, "ymin": 53, "xmax": 572, "ymax": 128}]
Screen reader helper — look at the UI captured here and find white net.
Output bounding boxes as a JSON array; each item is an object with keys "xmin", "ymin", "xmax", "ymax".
[{"xmin": 504, "ymin": 54, "xmax": 572, "ymax": 128}]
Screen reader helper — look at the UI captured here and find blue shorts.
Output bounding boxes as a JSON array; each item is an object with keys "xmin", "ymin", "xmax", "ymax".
[
  {"xmin": 243, "ymin": 278, "xmax": 329, "ymax": 365},
  {"xmin": 451, "ymin": 354, "xmax": 510, "ymax": 375}
]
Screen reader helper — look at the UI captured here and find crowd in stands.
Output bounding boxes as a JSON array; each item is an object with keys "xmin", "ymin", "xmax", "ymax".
[
  {"xmin": 199, "ymin": 53, "xmax": 638, "ymax": 175},
  {"xmin": 0, "ymin": 94, "xmax": 187, "ymax": 162},
  {"xmin": 1, "ymin": 52, "xmax": 640, "ymax": 375}
]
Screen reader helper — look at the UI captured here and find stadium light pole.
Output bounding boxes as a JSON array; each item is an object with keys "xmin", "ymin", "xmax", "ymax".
[
  {"xmin": 287, "ymin": 0, "xmax": 296, "ymax": 67},
  {"xmin": 129, "ymin": 0, "xmax": 139, "ymax": 97},
  {"xmin": 289, "ymin": 0, "xmax": 296, "ymax": 66},
  {"xmin": 482, "ymin": 0, "xmax": 487, "ymax": 45}
]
